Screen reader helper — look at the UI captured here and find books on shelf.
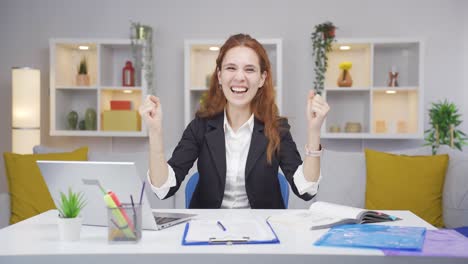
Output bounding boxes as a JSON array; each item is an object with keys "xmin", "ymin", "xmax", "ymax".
[{"xmin": 269, "ymin": 201, "xmax": 400, "ymax": 230}]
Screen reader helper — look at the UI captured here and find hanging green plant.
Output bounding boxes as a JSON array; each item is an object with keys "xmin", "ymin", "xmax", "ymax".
[
  {"xmin": 130, "ymin": 21, "xmax": 154, "ymax": 95},
  {"xmin": 424, "ymin": 99, "xmax": 467, "ymax": 155},
  {"xmin": 311, "ymin": 21, "xmax": 337, "ymax": 95}
]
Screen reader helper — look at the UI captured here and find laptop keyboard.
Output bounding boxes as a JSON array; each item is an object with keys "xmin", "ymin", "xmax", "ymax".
[{"xmin": 155, "ymin": 216, "xmax": 180, "ymax": 225}]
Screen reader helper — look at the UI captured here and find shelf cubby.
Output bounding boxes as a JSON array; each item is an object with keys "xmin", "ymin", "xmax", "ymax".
[
  {"xmin": 325, "ymin": 43, "xmax": 372, "ymax": 89},
  {"xmin": 322, "ymin": 39, "xmax": 423, "ymax": 139},
  {"xmin": 50, "ymin": 39, "xmax": 148, "ymax": 136}
]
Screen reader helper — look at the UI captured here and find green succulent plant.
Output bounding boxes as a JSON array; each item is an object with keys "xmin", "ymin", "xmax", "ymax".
[
  {"xmin": 424, "ymin": 99, "xmax": 467, "ymax": 155},
  {"xmin": 78, "ymin": 57, "xmax": 88, "ymax": 75},
  {"xmin": 57, "ymin": 188, "xmax": 86, "ymax": 218}
]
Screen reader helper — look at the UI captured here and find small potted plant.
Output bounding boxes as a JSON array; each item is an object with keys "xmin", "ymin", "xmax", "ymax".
[
  {"xmin": 57, "ymin": 188, "xmax": 86, "ymax": 241},
  {"xmin": 424, "ymin": 99, "xmax": 467, "ymax": 155},
  {"xmin": 76, "ymin": 56, "xmax": 90, "ymax": 86},
  {"xmin": 311, "ymin": 21, "xmax": 337, "ymax": 95}
]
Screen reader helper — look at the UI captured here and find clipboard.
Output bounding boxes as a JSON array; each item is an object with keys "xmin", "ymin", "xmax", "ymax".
[{"xmin": 181, "ymin": 220, "xmax": 280, "ymax": 246}]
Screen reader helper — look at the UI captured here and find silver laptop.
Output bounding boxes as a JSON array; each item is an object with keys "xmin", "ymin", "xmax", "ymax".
[{"xmin": 37, "ymin": 160, "xmax": 195, "ymax": 230}]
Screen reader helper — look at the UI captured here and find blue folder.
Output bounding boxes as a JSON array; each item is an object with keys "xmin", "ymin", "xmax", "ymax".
[
  {"xmin": 181, "ymin": 220, "xmax": 280, "ymax": 246},
  {"xmin": 314, "ymin": 224, "xmax": 426, "ymax": 251}
]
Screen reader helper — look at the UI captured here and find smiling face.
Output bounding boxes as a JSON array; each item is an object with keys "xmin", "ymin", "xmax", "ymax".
[{"xmin": 217, "ymin": 46, "xmax": 267, "ymax": 111}]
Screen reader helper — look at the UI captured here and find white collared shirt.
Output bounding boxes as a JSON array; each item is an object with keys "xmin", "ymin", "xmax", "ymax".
[{"xmin": 148, "ymin": 112, "xmax": 321, "ymax": 208}]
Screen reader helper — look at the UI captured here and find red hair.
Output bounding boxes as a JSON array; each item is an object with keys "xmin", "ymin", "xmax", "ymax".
[{"xmin": 197, "ymin": 34, "xmax": 281, "ymax": 164}]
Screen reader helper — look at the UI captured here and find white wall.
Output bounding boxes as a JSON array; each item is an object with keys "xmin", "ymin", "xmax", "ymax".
[
  {"xmin": 463, "ymin": 0, "xmax": 468, "ymax": 134},
  {"xmin": 0, "ymin": 0, "xmax": 466, "ymax": 209}
]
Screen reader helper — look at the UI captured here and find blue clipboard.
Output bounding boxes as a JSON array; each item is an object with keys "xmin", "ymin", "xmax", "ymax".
[{"xmin": 181, "ymin": 220, "xmax": 280, "ymax": 246}]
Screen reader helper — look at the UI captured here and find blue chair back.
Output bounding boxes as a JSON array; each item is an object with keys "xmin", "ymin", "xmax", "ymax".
[
  {"xmin": 185, "ymin": 172, "xmax": 289, "ymax": 208},
  {"xmin": 277, "ymin": 173, "xmax": 289, "ymax": 208},
  {"xmin": 185, "ymin": 172, "xmax": 200, "ymax": 208}
]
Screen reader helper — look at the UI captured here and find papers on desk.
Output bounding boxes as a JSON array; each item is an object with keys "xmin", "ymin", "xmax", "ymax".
[
  {"xmin": 182, "ymin": 218, "xmax": 279, "ymax": 245},
  {"xmin": 268, "ymin": 201, "xmax": 401, "ymax": 230}
]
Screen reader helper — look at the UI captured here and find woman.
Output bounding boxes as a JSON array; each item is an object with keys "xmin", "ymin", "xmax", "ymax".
[{"xmin": 139, "ymin": 33, "xmax": 329, "ymax": 209}]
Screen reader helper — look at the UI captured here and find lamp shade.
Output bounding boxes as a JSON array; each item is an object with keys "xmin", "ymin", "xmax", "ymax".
[{"xmin": 12, "ymin": 67, "xmax": 40, "ymax": 154}]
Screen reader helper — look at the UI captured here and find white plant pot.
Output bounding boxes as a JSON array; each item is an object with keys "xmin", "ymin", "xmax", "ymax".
[{"xmin": 57, "ymin": 216, "xmax": 83, "ymax": 241}]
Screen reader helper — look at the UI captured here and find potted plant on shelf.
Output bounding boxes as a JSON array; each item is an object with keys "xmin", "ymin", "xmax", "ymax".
[
  {"xmin": 76, "ymin": 56, "xmax": 90, "ymax": 86},
  {"xmin": 57, "ymin": 188, "xmax": 86, "ymax": 241},
  {"xmin": 311, "ymin": 21, "xmax": 337, "ymax": 95},
  {"xmin": 424, "ymin": 99, "xmax": 467, "ymax": 155}
]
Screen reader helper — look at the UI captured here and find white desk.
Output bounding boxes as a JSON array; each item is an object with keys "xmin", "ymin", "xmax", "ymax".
[{"xmin": 0, "ymin": 209, "xmax": 465, "ymax": 264}]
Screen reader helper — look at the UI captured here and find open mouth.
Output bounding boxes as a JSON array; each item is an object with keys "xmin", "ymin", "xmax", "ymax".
[{"xmin": 230, "ymin": 86, "xmax": 248, "ymax": 94}]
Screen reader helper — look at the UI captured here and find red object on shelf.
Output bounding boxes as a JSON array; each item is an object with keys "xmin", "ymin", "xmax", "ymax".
[
  {"xmin": 122, "ymin": 61, "xmax": 135, "ymax": 87},
  {"xmin": 110, "ymin": 100, "xmax": 132, "ymax": 110}
]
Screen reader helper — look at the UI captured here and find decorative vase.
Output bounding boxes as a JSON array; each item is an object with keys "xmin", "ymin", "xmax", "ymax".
[
  {"xmin": 57, "ymin": 216, "xmax": 82, "ymax": 241},
  {"xmin": 388, "ymin": 71, "xmax": 399, "ymax": 87},
  {"xmin": 76, "ymin": 74, "xmax": 90, "ymax": 86},
  {"xmin": 337, "ymin": 70, "xmax": 353, "ymax": 87},
  {"xmin": 85, "ymin": 108, "xmax": 97, "ymax": 130},
  {"xmin": 78, "ymin": 120, "xmax": 86, "ymax": 130},
  {"xmin": 67, "ymin": 111, "xmax": 78, "ymax": 130},
  {"xmin": 122, "ymin": 61, "xmax": 135, "ymax": 87}
]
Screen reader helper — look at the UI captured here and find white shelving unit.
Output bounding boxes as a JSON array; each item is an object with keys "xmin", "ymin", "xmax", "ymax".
[
  {"xmin": 49, "ymin": 39, "xmax": 148, "ymax": 137},
  {"xmin": 184, "ymin": 39, "xmax": 282, "ymax": 126},
  {"xmin": 322, "ymin": 39, "xmax": 424, "ymax": 139}
]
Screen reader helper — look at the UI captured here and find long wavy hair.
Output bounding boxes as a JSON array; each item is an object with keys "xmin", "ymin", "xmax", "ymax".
[{"xmin": 197, "ymin": 33, "xmax": 281, "ymax": 164}]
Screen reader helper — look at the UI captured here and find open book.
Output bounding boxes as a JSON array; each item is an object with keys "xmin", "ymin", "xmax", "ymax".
[{"xmin": 269, "ymin": 201, "xmax": 401, "ymax": 230}]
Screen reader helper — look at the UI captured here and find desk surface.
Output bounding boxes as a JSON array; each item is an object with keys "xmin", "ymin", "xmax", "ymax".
[{"xmin": 0, "ymin": 209, "xmax": 464, "ymax": 264}]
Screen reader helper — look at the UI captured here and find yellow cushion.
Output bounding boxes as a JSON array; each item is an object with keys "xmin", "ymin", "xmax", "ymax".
[
  {"xmin": 3, "ymin": 147, "xmax": 88, "ymax": 224},
  {"xmin": 364, "ymin": 149, "xmax": 448, "ymax": 227}
]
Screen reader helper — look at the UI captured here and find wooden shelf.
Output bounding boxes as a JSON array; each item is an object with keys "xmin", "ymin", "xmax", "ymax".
[
  {"xmin": 50, "ymin": 38, "xmax": 148, "ymax": 137},
  {"xmin": 322, "ymin": 39, "xmax": 423, "ymax": 139}
]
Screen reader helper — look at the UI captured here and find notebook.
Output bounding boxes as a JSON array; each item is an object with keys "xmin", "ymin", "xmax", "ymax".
[{"xmin": 37, "ymin": 160, "xmax": 195, "ymax": 230}]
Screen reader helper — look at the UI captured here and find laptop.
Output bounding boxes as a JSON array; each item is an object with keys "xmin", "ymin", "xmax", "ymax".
[{"xmin": 37, "ymin": 160, "xmax": 196, "ymax": 230}]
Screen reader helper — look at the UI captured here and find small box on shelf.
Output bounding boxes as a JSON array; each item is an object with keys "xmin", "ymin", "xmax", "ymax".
[
  {"xmin": 110, "ymin": 100, "xmax": 132, "ymax": 110},
  {"xmin": 102, "ymin": 110, "xmax": 141, "ymax": 131}
]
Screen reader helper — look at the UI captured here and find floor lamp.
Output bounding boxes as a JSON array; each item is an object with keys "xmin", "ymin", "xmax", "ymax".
[{"xmin": 11, "ymin": 67, "xmax": 40, "ymax": 154}]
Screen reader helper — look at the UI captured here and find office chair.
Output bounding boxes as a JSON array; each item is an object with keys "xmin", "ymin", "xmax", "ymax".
[{"xmin": 185, "ymin": 172, "xmax": 290, "ymax": 208}]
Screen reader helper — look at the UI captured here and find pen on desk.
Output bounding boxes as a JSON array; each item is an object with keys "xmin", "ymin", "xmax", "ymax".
[
  {"xmin": 130, "ymin": 195, "xmax": 137, "ymax": 229},
  {"xmin": 217, "ymin": 221, "xmax": 227, "ymax": 231},
  {"xmin": 139, "ymin": 182, "xmax": 146, "ymax": 205}
]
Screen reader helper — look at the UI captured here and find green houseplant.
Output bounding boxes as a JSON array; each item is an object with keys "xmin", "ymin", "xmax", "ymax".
[
  {"xmin": 311, "ymin": 21, "xmax": 337, "ymax": 95},
  {"xmin": 76, "ymin": 56, "xmax": 90, "ymax": 86},
  {"xmin": 424, "ymin": 99, "xmax": 467, "ymax": 155},
  {"xmin": 57, "ymin": 188, "xmax": 86, "ymax": 241}
]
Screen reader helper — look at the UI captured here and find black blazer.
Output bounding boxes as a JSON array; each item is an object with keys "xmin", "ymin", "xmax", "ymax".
[{"xmin": 165, "ymin": 112, "xmax": 315, "ymax": 209}]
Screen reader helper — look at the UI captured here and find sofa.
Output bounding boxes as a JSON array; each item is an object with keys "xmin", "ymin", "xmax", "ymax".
[
  {"xmin": 1, "ymin": 145, "xmax": 467, "ymax": 229},
  {"xmin": 316, "ymin": 145, "xmax": 468, "ymax": 228}
]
